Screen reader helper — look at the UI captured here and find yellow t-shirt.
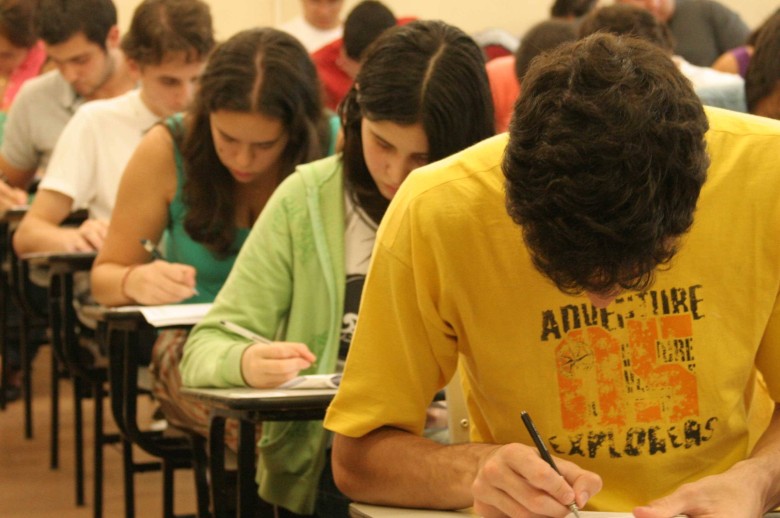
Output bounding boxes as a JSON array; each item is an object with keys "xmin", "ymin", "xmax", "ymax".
[{"xmin": 324, "ymin": 107, "xmax": 780, "ymax": 511}]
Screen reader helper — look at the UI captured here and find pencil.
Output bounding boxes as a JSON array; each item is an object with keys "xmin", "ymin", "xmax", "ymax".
[
  {"xmin": 520, "ymin": 411, "xmax": 581, "ymax": 518},
  {"xmin": 140, "ymin": 238, "xmax": 165, "ymax": 260},
  {"xmin": 219, "ymin": 319, "xmax": 272, "ymax": 344}
]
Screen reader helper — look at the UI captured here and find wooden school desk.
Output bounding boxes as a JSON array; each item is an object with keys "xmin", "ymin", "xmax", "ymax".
[{"xmin": 180, "ymin": 386, "xmax": 337, "ymax": 518}]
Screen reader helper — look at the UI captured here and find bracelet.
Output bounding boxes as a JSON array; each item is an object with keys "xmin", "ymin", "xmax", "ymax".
[{"xmin": 120, "ymin": 265, "xmax": 139, "ymax": 302}]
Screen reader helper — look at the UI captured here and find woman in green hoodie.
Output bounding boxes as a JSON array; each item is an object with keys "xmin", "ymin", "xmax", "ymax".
[{"xmin": 180, "ymin": 20, "xmax": 495, "ymax": 517}]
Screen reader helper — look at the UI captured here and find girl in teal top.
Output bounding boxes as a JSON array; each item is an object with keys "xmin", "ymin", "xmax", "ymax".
[
  {"xmin": 181, "ymin": 21, "xmax": 495, "ymax": 517},
  {"xmin": 91, "ymin": 28, "xmax": 335, "ymax": 307},
  {"xmin": 162, "ymin": 114, "xmax": 250, "ymax": 303}
]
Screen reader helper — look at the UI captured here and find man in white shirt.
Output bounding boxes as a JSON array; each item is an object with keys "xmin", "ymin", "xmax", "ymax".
[
  {"xmin": 13, "ymin": 0, "xmax": 215, "ymax": 255},
  {"xmin": 280, "ymin": 0, "xmax": 344, "ymax": 53}
]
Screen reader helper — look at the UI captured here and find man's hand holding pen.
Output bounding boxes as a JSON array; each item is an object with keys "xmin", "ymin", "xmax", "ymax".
[{"xmin": 471, "ymin": 442, "xmax": 602, "ymax": 518}]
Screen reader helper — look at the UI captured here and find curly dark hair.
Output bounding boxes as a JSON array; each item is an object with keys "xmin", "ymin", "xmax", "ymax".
[
  {"xmin": 339, "ymin": 20, "xmax": 494, "ymax": 224},
  {"xmin": 182, "ymin": 28, "xmax": 331, "ymax": 256},
  {"xmin": 745, "ymin": 11, "xmax": 780, "ymax": 116},
  {"xmin": 504, "ymin": 33, "xmax": 709, "ymax": 295}
]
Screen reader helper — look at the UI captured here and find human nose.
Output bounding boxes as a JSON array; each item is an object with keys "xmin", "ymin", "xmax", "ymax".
[
  {"xmin": 175, "ymin": 83, "xmax": 196, "ymax": 111},
  {"xmin": 234, "ymin": 144, "xmax": 254, "ymax": 169},
  {"xmin": 386, "ymin": 157, "xmax": 416, "ymax": 186},
  {"xmin": 58, "ymin": 62, "xmax": 79, "ymax": 84}
]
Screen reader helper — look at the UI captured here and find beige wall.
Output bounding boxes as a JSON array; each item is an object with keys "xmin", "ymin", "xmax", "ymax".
[{"xmin": 115, "ymin": 0, "xmax": 775, "ymax": 42}]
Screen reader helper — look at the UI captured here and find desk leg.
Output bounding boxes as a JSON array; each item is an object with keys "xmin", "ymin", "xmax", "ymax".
[
  {"xmin": 209, "ymin": 414, "xmax": 228, "ymax": 518},
  {"xmin": 237, "ymin": 419, "xmax": 256, "ymax": 518},
  {"xmin": 19, "ymin": 314, "xmax": 32, "ymax": 438},
  {"xmin": 50, "ymin": 352, "xmax": 59, "ymax": 469}
]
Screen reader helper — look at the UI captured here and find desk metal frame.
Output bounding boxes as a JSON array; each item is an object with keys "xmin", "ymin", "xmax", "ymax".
[
  {"xmin": 99, "ymin": 309, "xmax": 210, "ymax": 518},
  {"xmin": 181, "ymin": 387, "xmax": 335, "ymax": 518}
]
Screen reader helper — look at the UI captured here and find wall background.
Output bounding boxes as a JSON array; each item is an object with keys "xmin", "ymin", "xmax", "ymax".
[{"xmin": 114, "ymin": 0, "xmax": 776, "ymax": 45}]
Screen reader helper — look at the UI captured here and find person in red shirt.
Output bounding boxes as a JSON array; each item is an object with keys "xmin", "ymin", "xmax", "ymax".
[{"xmin": 312, "ymin": 1, "xmax": 397, "ymax": 111}]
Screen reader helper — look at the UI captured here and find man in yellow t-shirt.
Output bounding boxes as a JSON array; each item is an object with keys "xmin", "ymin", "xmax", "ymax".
[{"xmin": 324, "ymin": 33, "xmax": 780, "ymax": 518}]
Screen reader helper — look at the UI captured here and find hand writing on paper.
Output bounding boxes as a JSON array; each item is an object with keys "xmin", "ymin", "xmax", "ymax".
[
  {"xmin": 633, "ymin": 461, "xmax": 768, "ymax": 518},
  {"xmin": 240, "ymin": 342, "xmax": 317, "ymax": 389},
  {"xmin": 0, "ymin": 181, "xmax": 27, "ymax": 212},
  {"xmin": 123, "ymin": 260, "xmax": 197, "ymax": 305},
  {"xmin": 472, "ymin": 443, "xmax": 602, "ymax": 518}
]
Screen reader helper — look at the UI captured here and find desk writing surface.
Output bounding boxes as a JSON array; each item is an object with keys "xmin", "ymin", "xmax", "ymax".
[
  {"xmin": 109, "ymin": 302, "xmax": 212, "ymax": 327},
  {"xmin": 22, "ymin": 250, "xmax": 97, "ymax": 271},
  {"xmin": 350, "ymin": 504, "xmax": 476, "ymax": 517},
  {"xmin": 180, "ymin": 386, "xmax": 336, "ymax": 412},
  {"xmin": 350, "ymin": 505, "xmax": 780, "ymax": 518}
]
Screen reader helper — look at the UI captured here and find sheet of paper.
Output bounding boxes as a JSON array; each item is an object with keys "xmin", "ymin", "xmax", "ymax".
[
  {"xmin": 111, "ymin": 302, "xmax": 212, "ymax": 327},
  {"xmin": 278, "ymin": 373, "xmax": 341, "ymax": 389}
]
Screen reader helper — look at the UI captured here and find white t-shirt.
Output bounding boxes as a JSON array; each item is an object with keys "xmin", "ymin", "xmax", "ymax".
[
  {"xmin": 39, "ymin": 89, "xmax": 158, "ymax": 221},
  {"xmin": 673, "ymin": 55, "xmax": 747, "ymax": 112},
  {"xmin": 279, "ymin": 16, "xmax": 342, "ymax": 53},
  {"xmin": 340, "ymin": 192, "xmax": 377, "ymax": 361}
]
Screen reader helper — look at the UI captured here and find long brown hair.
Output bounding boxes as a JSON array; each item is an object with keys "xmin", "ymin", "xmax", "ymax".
[{"xmin": 182, "ymin": 28, "xmax": 331, "ymax": 256}]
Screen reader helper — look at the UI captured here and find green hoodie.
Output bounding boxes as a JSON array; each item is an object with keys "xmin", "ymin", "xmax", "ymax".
[{"xmin": 180, "ymin": 153, "xmax": 346, "ymax": 514}]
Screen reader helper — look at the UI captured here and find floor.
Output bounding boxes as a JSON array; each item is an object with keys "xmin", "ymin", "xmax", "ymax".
[{"xmin": 0, "ymin": 345, "xmax": 199, "ymax": 517}]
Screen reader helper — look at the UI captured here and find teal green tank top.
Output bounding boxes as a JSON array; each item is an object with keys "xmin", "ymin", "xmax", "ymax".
[
  {"xmin": 163, "ymin": 114, "xmax": 249, "ymax": 304},
  {"xmin": 162, "ymin": 112, "xmax": 340, "ymax": 303}
]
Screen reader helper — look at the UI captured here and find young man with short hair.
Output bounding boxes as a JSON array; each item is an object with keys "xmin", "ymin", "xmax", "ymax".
[
  {"xmin": 325, "ymin": 33, "xmax": 780, "ymax": 517},
  {"xmin": 13, "ymin": 0, "xmax": 215, "ymax": 255},
  {"xmin": 0, "ymin": 0, "xmax": 136, "ymax": 210}
]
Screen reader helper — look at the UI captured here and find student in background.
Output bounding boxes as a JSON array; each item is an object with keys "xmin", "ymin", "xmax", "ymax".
[
  {"xmin": 0, "ymin": 0, "xmax": 134, "ymax": 402},
  {"xmin": 616, "ymin": 0, "xmax": 749, "ymax": 66},
  {"xmin": 712, "ymin": 8, "xmax": 780, "ymax": 78},
  {"xmin": 745, "ymin": 11, "xmax": 780, "ymax": 119},
  {"xmin": 13, "ymin": 0, "xmax": 214, "ymax": 256},
  {"xmin": 0, "ymin": 0, "xmax": 135, "ymax": 211},
  {"xmin": 488, "ymin": 19, "xmax": 577, "ymax": 132},
  {"xmin": 279, "ymin": 0, "xmax": 344, "ymax": 53},
  {"xmin": 0, "ymin": 0, "xmax": 47, "ymax": 113},
  {"xmin": 180, "ymin": 20, "xmax": 494, "ymax": 517},
  {"xmin": 324, "ymin": 32, "xmax": 780, "ymax": 517},
  {"xmin": 90, "ymin": 27, "xmax": 336, "ymax": 493},
  {"xmin": 91, "ymin": 27, "xmax": 335, "ymax": 307},
  {"xmin": 550, "ymin": 0, "xmax": 599, "ymax": 20},
  {"xmin": 579, "ymin": 4, "xmax": 747, "ymax": 112},
  {"xmin": 312, "ymin": 0, "xmax": 397, "ymax": 111}
]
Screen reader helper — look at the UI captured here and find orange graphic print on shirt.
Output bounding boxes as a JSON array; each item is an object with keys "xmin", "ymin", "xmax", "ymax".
[
  {"xmin": 556, "ymin": 314, "xmax": 697, "ymax": 430},
  {"xmin": 540, "ymin": 286, "xmax": 716, "ymax": 458}
]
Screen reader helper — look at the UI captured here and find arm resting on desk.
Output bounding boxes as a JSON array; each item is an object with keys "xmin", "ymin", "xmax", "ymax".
[
  {"xmin": 332, "ymin": 426, "xmax": 601, "ymax": 516},
  {"xmin": 14, "ymin": 189, "xmax": 107, "ymax": 254}
]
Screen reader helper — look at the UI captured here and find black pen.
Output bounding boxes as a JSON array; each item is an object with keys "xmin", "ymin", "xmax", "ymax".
[
  {"xmin": 140, "ymin": 238, "xmax": 164, "ymax": 260},
  {"xmin": 520, "ymin": 411, "xmax": 581, "ymax": 518}
]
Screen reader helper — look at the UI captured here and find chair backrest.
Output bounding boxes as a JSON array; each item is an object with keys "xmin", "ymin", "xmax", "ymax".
[{"xmin": 445, "ymin": 368, "xmax": 470, "ymax": 444}]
